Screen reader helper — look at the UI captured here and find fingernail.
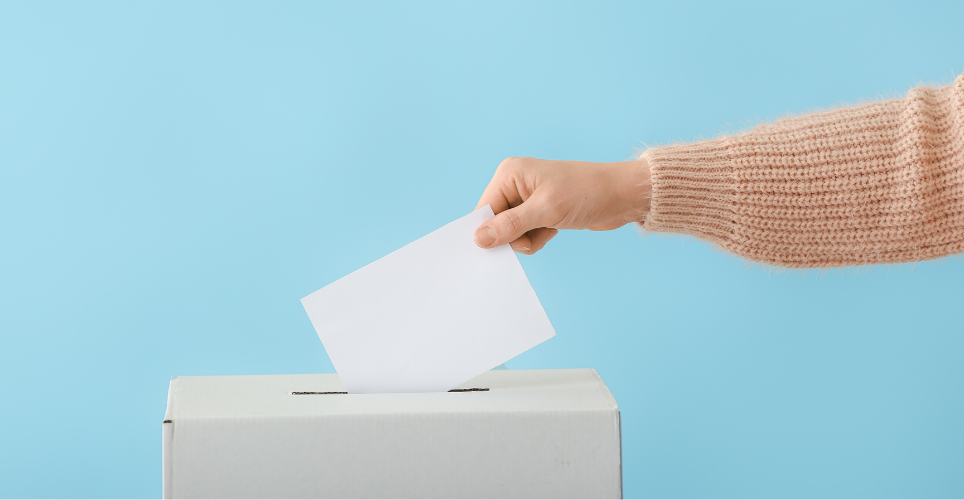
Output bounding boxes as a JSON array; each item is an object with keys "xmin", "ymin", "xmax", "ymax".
[{"xmin": 474, "ymin": 226, "xmax": 496, "ymax": 247}]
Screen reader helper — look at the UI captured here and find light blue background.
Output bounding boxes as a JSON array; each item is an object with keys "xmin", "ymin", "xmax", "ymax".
[{"xmin": 1, "ymin": 1, "xmax": 962, "ymax": 498}]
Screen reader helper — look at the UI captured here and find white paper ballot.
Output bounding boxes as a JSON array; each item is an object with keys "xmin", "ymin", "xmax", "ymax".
[{"xmin": 301, "ymin": 206, "xmax": 555, "ymax": 394}]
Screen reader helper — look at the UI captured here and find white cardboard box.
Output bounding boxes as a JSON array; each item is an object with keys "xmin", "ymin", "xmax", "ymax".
[{"xmin": 162, "ymin": 368, "xmax": 622, "ymax": 498}]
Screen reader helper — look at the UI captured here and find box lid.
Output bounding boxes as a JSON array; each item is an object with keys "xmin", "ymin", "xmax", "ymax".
[{"xmin": 167, "ymin": 368, "xmax": 618, "ymax": 419}]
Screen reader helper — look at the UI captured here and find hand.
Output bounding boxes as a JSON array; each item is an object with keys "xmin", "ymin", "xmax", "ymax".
[{"xmin": 474, "ymin": 157, "xmax": 652, "ymax": 255}]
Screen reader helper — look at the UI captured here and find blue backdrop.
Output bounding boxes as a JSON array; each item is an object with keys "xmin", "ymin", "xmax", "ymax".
[{"xmin": 2, "ymin": 1, "xmax": 962, "ymax": 497}]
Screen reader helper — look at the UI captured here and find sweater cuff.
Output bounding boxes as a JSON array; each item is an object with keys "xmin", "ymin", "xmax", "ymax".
[{"xmin": 640, "ymin": 139, "xmax": 742, "ymax": 253}]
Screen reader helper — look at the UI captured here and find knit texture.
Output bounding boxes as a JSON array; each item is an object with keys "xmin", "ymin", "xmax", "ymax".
[{"xmin": 641, "ymin": 73, "xmax": 964, "ymax": 267}]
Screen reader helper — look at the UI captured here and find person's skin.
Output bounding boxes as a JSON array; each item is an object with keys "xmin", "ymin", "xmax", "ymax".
[{"xmin": 474, "ymin": 157, "xmax": 653, "ymax": 255}]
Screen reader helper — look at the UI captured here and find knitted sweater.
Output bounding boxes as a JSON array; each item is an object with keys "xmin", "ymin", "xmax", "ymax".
[{"xmin": 641, "ymin": 73, "xmax": 964, "ymax": 268}]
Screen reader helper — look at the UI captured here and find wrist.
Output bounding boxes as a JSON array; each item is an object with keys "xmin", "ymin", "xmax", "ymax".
[{"xmin": 610, "ymin": 159, "xmax": 652, "ymax": 224}]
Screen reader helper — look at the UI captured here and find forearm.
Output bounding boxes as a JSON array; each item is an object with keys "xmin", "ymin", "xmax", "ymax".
[{"xmin": 640, "ymin": 74, "xmax": 964, "ymax": 267}]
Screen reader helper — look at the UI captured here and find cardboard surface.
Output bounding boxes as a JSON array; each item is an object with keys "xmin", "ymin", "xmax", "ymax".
[
  {"xmin": 163, "ymin": 368, "xmax": 621, "ymax": 498},
  {"xmin": 300, "ymin": 206, "xmax": 556, "ymax": 394}
]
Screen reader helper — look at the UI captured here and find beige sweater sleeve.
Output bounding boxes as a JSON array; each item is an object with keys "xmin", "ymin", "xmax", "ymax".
[{"xmin": 641, "ymin": 73, "xmax": 964, "ymax": 267}]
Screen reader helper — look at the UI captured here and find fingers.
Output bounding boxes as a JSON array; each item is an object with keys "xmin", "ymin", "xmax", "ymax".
[
  {"xmin": 509, "ymin": 233, "xmax": 533, "ymax": 253},
  {"xmin": 476, "ymin": 157, "xmax": 542, "ymax": 217},
  {"xmin": 473, "ymin": 157, "xmax": 559, "ymax": 254},
  {"xmin": 475, "ymin": 161, "xmax": 521, "ymax": 214},
  {"xmin": 474, "ymin": 200, "xmax": 544, "ymax": 249},
  {"xmin": 511, "ymin": 228, "xmax": 558, "ymax": 255},
  {"xmin": 530, "ymin": 227, "xmax": 559, "ymax": 252},
  {"xmin": 475, "ymin": 179, "xmax": 512, "ymax": 214}
]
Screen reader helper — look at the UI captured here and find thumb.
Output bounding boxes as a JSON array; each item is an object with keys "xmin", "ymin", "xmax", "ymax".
[{"xmin": 474, "ymin": 201, "xmax": 544, "ymax": 249}]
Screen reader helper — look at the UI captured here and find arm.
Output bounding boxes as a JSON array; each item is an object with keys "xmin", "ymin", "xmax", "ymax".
[
  {"xmin": 475, "ymin": 73, "xmax": 964, "ymax": 267},
  {"xmin": 641, "ymin": 73, "xmax": 964, "ymax": 267}
]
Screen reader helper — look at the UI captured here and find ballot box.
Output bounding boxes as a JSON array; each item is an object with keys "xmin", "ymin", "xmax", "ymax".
[{"xmin": 162, "ymin": 368, "xmax": 622, "ymax": 498}]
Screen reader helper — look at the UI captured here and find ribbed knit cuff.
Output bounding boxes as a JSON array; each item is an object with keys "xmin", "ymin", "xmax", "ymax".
[{"xmin": 640, "ymin": 139, "xmax": 742, "ymax": 254}]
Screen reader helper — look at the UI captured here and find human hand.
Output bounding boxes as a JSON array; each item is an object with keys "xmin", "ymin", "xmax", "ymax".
[{"xmin": 473, "ymin": 157, "xmax": 651, "ymax": 255}]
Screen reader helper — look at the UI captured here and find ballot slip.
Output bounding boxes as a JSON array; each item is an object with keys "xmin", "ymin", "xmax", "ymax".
[{"xmin": 301, "ymin": 206, "xmax": 556, "ymax": 394}]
